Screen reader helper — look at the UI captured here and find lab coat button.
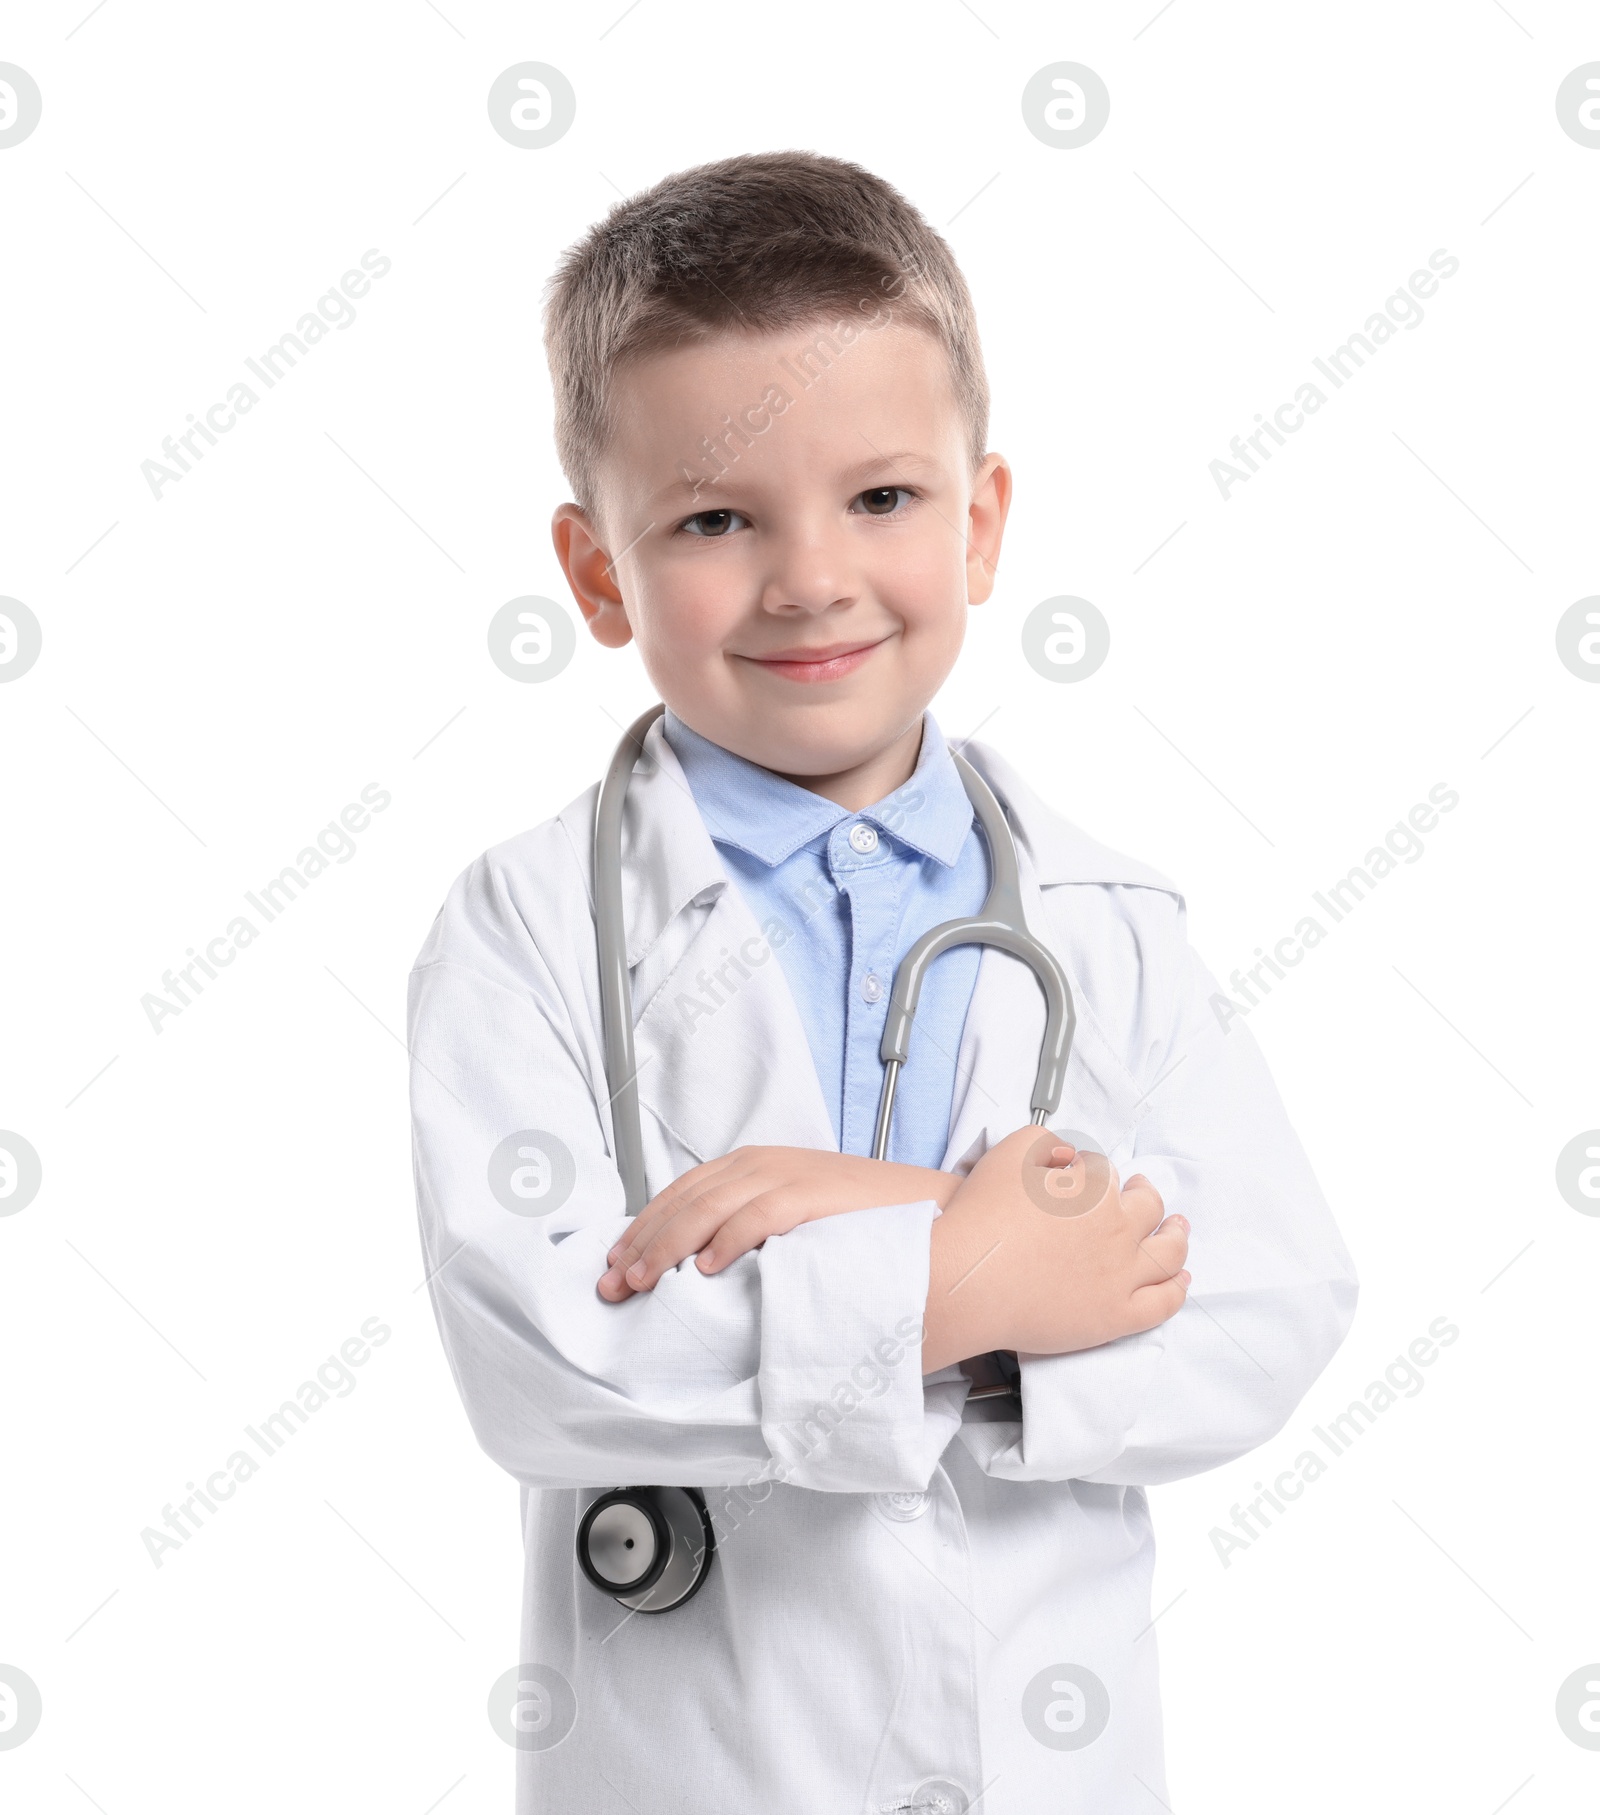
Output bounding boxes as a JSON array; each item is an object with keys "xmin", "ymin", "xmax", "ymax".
[
  {"xmin": 874, "ymin": 1489, "xmax": 929, "ymax": 1521},
  {"xmin": 909, "ymin": 1780, "xmax": 969, "ymax": 1813},
  {"xmin": 848, "ymin": 822, "xmax": 879, "ymax": 854}
]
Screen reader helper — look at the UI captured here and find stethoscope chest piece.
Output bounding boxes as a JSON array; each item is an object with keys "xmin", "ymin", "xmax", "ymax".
[{"xmin": 576, "ymin": 1486, "xmax": 715, "ymax": 1612}]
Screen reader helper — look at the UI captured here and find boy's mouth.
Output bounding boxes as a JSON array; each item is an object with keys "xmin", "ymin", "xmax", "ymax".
[{"xmin": 739, "ymin": 638, "xmax": 885, "ymax": 684}]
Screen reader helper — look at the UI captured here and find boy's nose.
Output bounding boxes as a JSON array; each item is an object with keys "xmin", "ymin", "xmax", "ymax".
[{"xmin": 759, "ymin": 534, "xmax": 855, "ymax": 615}]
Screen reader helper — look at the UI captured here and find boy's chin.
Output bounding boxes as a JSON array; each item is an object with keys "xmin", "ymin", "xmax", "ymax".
[{"xmin": 711, "ymin": 698, "xmax": 934, "ymax": 775}]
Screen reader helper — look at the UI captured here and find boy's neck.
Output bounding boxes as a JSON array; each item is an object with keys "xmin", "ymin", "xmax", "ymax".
[{"xmin": 768, "ymin": 716, "xmax": 924, "ymax": 813}]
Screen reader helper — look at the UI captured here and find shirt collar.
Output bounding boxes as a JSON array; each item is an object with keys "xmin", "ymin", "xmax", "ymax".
[
  {"xmin": 661, "ymin": 706, "xmax": 975, "ymax": 869},
  {"xmin": 549, "ymin": 717, "xmax": 1181, "ymax": 973}
]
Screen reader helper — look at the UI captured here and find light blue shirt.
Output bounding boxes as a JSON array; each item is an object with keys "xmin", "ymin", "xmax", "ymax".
[{"xmin": 662, "ymin": 708, "xmax": 989, "ymax": 1171}]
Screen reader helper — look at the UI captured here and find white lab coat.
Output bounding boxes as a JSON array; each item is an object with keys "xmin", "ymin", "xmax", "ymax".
[{"xmin": 407, "ymin": 717, "xmax": 1358, "ymax": 1814}]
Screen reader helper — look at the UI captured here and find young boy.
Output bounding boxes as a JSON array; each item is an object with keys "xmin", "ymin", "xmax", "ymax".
[{"xmin": 407, "ymin": 151, "xmax": 1358, "ymax": 1814}]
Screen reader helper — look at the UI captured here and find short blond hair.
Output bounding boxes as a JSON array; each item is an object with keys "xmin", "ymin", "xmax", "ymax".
[{"xmin": 542, "ymin": 150, "xmax": 990, "ymax": 515}]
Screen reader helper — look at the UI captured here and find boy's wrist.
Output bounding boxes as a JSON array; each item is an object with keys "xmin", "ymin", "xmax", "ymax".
[
  {"xmin": 886, "ymin": 1160, "xmax": 962, "ymax": 1211},
  {"xmin": 839, "ymin": 1154, "xmax": 961, "ymax": 1212},
  {"xmin": 922, "ymin": 1199, "xmax": 1008, "ymax": 1373}
]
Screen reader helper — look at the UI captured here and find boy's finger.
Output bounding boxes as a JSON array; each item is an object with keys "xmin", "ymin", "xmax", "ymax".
[
  {"xmin": 596, "ymin": 1263, "xmax": 638, "ymax": 1301},
  {"xmin": 631, "ymin": 1212, "xmax": 725, "ymax": 1285},
  {"xmin": 612, "ymin": 1154, "xmax": 744, "ymax": 1261},
  {"xmin": 1117, "ymin": 1173, "xmax": 1166, "ymax": 1236},
  {"xmin": 609, "ymin": 1176, "xmax": 727, "ymax": 1267},
  {"xmin": 607, "ymin": 1205, "xmax": 668, "ymax": 1268},
  {"xmin": 696, "ymin": 1197, "xmax": 793, "ymax": 1272},
  {"xmin": 622, "ymin": 1193, "xmax": 748, "ymax": 1290},
  {"xmin": 605, "ymin": 1207, "xmax": 682, "ymax": 1285},
  {"xmin": 1034, "ymin": 1150, "xmax": 1112, "ymax": 1215},
  {"xmin": 1127, "ymin": 1269, "xmax": 1190, "ymax": 1332},
  {"xmin": 1134, "ymin": 1218, "xmax": 1189, "ymax": 1282},
  {"xmin": 608, "ymin": 1190, "xmax": 682, "ymax": 1263},
  {"xmin": 621, "ymin": 1217, "xmax": 701, "ymax": 1289},
  {"xmin": 608, "ymin": 1157, "xmax": 788, "ymax": 1271}
]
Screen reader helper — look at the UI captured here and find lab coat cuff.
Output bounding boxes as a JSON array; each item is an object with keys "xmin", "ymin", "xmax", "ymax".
[
  {"xmin": 755, "ymin": 1198, "xmax": 948, "ymax": 1493},
  {"xmin": 1009, "ymin": 1333, "xmax": 1167, "ymax": 1480}
]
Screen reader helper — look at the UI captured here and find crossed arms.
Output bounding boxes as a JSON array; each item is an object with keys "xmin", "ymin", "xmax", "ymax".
[{"xmin": 596, "ymin": 1134, "xmax": 1192, "ymax": 1373}]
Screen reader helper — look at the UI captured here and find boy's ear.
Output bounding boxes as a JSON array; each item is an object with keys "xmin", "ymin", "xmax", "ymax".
[
  {"xmin": 965, "ymin": 454, "xmax": 1013, "ymax": 606},
  {"xmin": 551, "ymin": 503, "xmax": 634, "ymax": 648}
]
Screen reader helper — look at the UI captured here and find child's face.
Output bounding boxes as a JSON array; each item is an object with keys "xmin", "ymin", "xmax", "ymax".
[{"xmin": 552, "ymin": 319, "xmax": 1011, "ymax": 786}]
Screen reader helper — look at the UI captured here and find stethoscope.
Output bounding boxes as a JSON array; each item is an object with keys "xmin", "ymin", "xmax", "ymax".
[{"xmin": 577, "ymin": 702, "xmax": 1078, "ymax": 1612}]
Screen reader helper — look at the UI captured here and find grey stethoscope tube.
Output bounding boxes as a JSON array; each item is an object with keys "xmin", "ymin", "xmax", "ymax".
[
  {"xmin": 593, "ymin": 702, "xmax": 666, "ymax": 1218},
  {"xmin": 584, "ymin": 704, "xmax": 1078, "ymax": 1601},
  {"xmin": 870, "ymin": 744, "xmax": 1074, "ymax": 1159},
  {"xmin": 595, "ymin": 701, "xmax": 1076, "ymax": 1210}
]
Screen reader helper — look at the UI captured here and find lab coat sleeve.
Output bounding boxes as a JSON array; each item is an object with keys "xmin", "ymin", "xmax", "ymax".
[
  {"xmin": 989, "ymin": 884, "xmax": 1359, "ymax": 1486},
  {"xmin": 407, "ymin": 852, "xmax": 959, "ymax": 1496}
]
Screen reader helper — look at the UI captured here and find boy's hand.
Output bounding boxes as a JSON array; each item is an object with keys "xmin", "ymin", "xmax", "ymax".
[
  {"xmin": 922, "ymin": 1126, "xmax": 1191, "ymax": 1372},
  {"xmin": 596, "ymin": 1147, "xmax": 962, "ymax": 1302}
]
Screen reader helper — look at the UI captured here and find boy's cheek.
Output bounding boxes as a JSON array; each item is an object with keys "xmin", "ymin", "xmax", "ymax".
[
  {"xmin": 629, "ymin": 575, "xmax": 750, "ymax": 661},
  {"xmin": 888, "ymin": 518, "xmax": 968, "ymax": 587}
]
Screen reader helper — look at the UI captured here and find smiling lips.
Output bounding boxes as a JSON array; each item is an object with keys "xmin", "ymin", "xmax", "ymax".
[{"xmin": 742, "ymin": 639, "xmax": 883, "ymax": 683}]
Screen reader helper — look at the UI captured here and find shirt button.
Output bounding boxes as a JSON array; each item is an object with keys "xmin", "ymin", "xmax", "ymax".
[
  {"xmin": 847, "ymin": 822, "xmax": 879, "ymax": 854},
  {"xmin": 862, "ymin": 972, "xmax": 884, "ymax": 1004},
  {"xmin": 873, "ymin": 1489, "xmax": 929, "ymax": 1522}
]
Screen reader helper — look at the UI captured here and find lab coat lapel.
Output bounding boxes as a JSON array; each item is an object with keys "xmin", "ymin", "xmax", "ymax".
[
  {"xmin": 632, "ymin": 885, "xmax": 838, "ymax": 1174},
  {"xmin": 617, "ymin": 719, "xmax": 836, "ymax": 1180}
]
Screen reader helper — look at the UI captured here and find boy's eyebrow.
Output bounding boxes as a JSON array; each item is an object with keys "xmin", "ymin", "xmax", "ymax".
[
  {"xmin": 838, "ymin": 449, "xmax": 941, "ymax": 482},
  {"xmin": 648, "ymin": 449, "xmax": 942, "ymax": 505},
  {"xmin": 651, "ymin": 474, "xmax": 730, "ymax": 503}
]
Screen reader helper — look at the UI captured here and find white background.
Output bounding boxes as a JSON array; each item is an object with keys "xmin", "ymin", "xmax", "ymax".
[{"xmin": 2, "ymin": 1, "xmax": 1597, "ymax": 1809}]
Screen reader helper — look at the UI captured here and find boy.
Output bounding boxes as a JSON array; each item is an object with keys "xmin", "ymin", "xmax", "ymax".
[{"xmin": 407, "ymin": 151, "xmax": 1357, "ymax": 1813}]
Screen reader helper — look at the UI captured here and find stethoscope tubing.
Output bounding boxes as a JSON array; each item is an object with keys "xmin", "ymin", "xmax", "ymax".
[
  {"xmin": 582, "ymin": 706, "xmax": 1079, "ymax": 1603},
  {"xmin": 593, "ymin": 702, "xmax": 667, "ymax": 1217}
]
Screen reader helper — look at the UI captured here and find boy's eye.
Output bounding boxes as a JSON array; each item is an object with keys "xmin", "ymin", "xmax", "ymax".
[
  {"xmin": 853, "ymin": 486, "xmax": 913, "ymax": 516},
  {"xmin": 680, "ymin": 508, "xmax": 748, "ymax": 538}
]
